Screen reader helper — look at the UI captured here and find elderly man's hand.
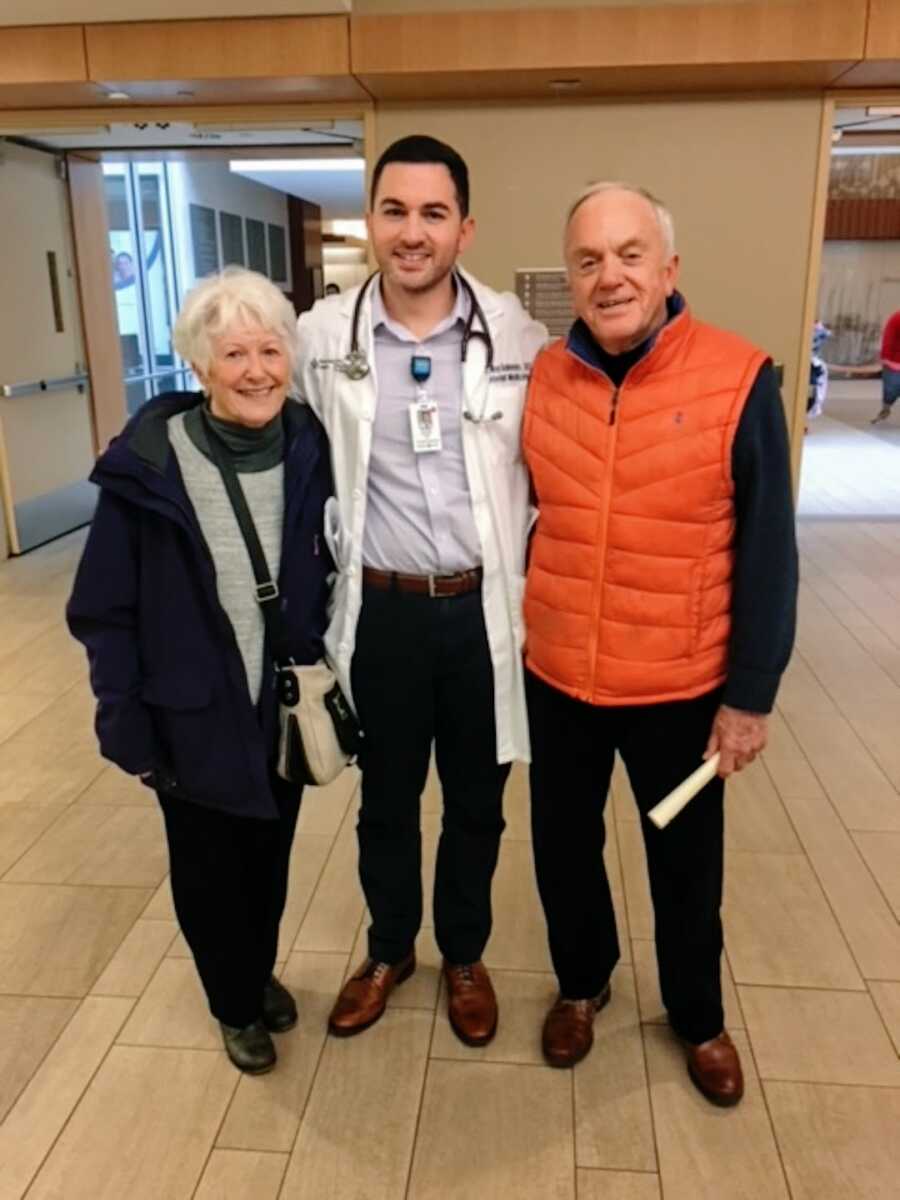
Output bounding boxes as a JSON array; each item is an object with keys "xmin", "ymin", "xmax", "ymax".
[{"xmin": 704, "ymin": 705, "xmax": 768, "ymax": 777}]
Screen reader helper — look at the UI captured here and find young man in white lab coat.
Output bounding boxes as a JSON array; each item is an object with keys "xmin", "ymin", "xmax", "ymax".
[{"xmin": 296, "ymin": 135, "xmax": 546, "ymax": 1045}]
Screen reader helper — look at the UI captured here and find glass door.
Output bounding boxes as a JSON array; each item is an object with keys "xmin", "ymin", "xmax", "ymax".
[{"xmin": 103, "ymin": 162, "xmax": 191, "ymax": 415}]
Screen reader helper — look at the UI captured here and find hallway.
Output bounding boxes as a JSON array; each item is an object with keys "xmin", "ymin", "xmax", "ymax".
[{"xmin": 0, "ymin": 522, "xmax": 898, "ymax": 1199}]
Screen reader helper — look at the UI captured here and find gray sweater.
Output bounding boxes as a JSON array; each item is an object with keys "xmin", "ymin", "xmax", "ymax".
[{"xmin": 169, "ymin": 411, "xmax": 283, "ymax": 703}]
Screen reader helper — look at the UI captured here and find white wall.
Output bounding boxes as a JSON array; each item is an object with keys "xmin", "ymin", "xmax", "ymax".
[
  {"xmin": 167, "ymin": 161, "xmax": 292, "ymax": 298},
  {"xmin": 819, "ymin": 240, "xmax": 900, "ymax": 364}
]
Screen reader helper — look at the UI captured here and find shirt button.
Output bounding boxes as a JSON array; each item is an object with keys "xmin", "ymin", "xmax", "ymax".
[{"xmin": 352, "ymin": 488, "xmax": 362, "ymax": 501}]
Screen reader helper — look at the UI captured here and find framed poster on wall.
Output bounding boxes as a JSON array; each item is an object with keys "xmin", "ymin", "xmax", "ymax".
[
  {"xmin": 268, "ymin": 224, "xmax": 287, "ymax": 283},
  {"xmin": 246, "ymin": 218, "xmax": 267, "ymax": 274},
  {"xmin": 189, "ymin": 204, "xmax": 219, "ymax": 277},
  {"xmin": 219, "ymin": 212, "xmax": 245, "ymax": 267}
]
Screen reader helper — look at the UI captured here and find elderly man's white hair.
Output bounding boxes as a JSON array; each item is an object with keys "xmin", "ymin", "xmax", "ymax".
[
  {"xmin": 566, "ymin": 182, "xmax": 676, "ymax": 257},
  {"xmin": 173, "ymin": 266, "xmax": 299, "ymax": 374}
]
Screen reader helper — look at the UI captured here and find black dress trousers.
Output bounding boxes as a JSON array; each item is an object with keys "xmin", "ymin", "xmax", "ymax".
[
  {"xmin": 527, "ymin": 669, "xmax": 726, "ymax": 1046},
  {"xmin": 158, "ymin": 771, "xmax": 302, "ymax": 1029},
  {"xmin": 350, "ymin": 582, "xmax": 510, "ymax": 967}
]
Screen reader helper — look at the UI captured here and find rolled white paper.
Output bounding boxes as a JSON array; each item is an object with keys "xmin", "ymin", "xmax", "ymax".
[{"xmin": 647, "ymin": 752, "xmax": 721, "ymax": 830}]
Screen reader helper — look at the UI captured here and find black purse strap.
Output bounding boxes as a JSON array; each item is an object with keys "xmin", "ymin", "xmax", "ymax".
[{"xmin": 200, "ymin": 411, "xmax": 293, "ymax": 668}]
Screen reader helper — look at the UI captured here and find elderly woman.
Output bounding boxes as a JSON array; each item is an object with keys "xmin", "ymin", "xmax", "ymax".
[{"xmin": 67, "ymin": 268, "xmax": 332, "ymax": 1075}]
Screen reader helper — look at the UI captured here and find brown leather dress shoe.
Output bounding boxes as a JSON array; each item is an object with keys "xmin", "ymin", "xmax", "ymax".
[
  {"xmin": 443, "ymin": 960, "xmax": 498, "ymax": 1047},
  {"xmin": 328, "ymin": 952, "xmax": 416, "ymax": 1037},
  {"xmin": 542, "ymin": 983, "xmax": 612, "ymax": 1068},
  {"xmin": 684, "ymin": 1031, "xmax": 744, "ymax": 1106}
]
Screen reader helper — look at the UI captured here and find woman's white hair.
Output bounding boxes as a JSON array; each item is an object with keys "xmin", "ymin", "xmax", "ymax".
[
  {"xmin": 172, "ymin": 267, "xmax": 299, "ymax": 374},
  {"xmin": 566, "ymin": 182, "xmax": 676, "ymax": 257}
]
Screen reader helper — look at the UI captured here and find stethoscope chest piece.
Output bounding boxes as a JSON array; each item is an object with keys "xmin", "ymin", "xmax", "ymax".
[{"xmin": 340, "ymin": 349, "xmax": 371, "ymax": 381}]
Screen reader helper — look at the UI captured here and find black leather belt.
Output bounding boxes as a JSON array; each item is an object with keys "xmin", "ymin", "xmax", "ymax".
[{"xmin": 362, "ymin": 566, "xmax": 483, "ymax": 598}]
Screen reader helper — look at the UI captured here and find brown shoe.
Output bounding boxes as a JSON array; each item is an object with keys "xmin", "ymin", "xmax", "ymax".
[
  {"xmin": 542, "ymin": 983, "xmax": 612, "ymax": 1068},
  {"xmin": 443, "ymin": 960, "xmax": 498, "ymax": 1047},
  {"xmin": 684, "ymin": 1031, "xmax": 744, "ymax": 1106},
  {"xmin": 328, "ymin": 952, "xmax": 416, "ymax": 1037}
]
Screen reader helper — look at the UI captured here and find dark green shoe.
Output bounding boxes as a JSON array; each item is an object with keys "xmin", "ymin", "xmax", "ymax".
[
  {"xmin": 219, "ymin": 1019, "xmax": 277, "ymax": 1074},
  {"xmin": 263, "ymin": 975, "xmax": 298, "ymax": 1033}
]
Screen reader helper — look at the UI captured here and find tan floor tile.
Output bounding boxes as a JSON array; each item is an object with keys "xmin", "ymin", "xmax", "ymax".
[
  {"xmin": 142, "ymin": 876, "xmax": 176, "ymax": 921},
  {"xmin": 292, "ymin": 825, "xmax": 365, "ymax": 954},
  {"xmin": 762, "ymin": 710, "xmax": 803, "ymax": 760},
  {"xmin": 644, "ymin": 1026, "xmax": 789, "ymax": 1200},
  {"xmin": 295, "ymin": 768, "xmax": 359, "ymax": 838},
  {"xmin": 780, "ymin": 792, "xmax": 900, "ymax": 980},
  {"xmin": 194, "ymin": 1149, "xmax": 287, "ymax": 1200},
  {"xmin": 0, "ymin": 692, "xmax": 56, "ymax": 744},
  {"xmin": 616, "ymin": 822, "xmax": 653, "ymax": 941},
  {"xmin": 503, "ymin": 761, "xmax": 532, "ymax": 840},
  {"xmin": 574, "ymin": 965, "xmax": 655, "ymax": 1172},
  {"xmin": 776, "ymin": 656, "xmax": 838, "ymax": 720},
  {"xmin": 484, "ymin": 839, "xmax": 553, "ymax": 972},
  {"xmin": 845, "ymin": 704, "xmax": 900, "ymax": 792},
  {"xmin": 724, "ymin": 761, "xmax": 802, "ymax": 854},
  {"xmin": 869, "ymin": 981, "xmax": 900, "ymax": 1056},
  {"xmin": 762, "ymin": 753, "xmax": 825, "ymax": 800},
  {"xmin": 784, "ymin": 712, "xmax": 900, "ymax": 831},
  {"xmin": 723, "ymin": 852, "xmax": 863, "ymax": 989},
  {"xmin": 0, "ymin": 882, "xmax": 151, "ymax": 996},
  {"xmin": 25, "ymin": 1045, "xmax": 238, "ymax": 1200},
  {"xmin": 852, "ymin": 830, "xmax": 900, "ymax": 921},
  {"xmin": 277, "ymin": 833, "xmax": 333, "ymax": 958},
  {"xmin": 5, "ymin": 806, "xmax": 168, "ymax": 888},
  {"xmin": 576, "ymin": 1170, "xmax": 661, "ymax": 1200},
  {"xmin": 0, "ymin": 996, "xmax": 133, "ymax": 1199},
  {"xmin": 91, "ymin": 919, "xmax": 178, "ymax": 997},
  {"xmin": 217, "ymin": 953, "xmax": 347, "ymax": 1153},
  {"xmin": 344, "ymin": 919, "xmax": 441, "ymax": 1010},
  {"xmin": 76, "ymin": 765, "xmax": 155, "ymax": 807},
  {"xmin": 631, "ymin": 939, "xmax": 743, "ymax": 1030},
  {"xmin": 0, "ymin": 803, "xmax": 70, "ymax": 876},
  {"xmin": 739, "ymin": 985, "xmax": 900, "ymax": 1086},
  {"xmin": 612, "ymin": 756, "xmax": 636, "ymax": 823},
  {"xmin": 280, "ymin": 1008, "xmax": 432, "ymax": 1200},
  {"xmin": 765, "ymin": 1081, "xmax": 900, "ymax": 1200},
  {"xmin": 408, "ymin": 1060, "xmax": 574, "ymax": 1200},
  {"xmin": 0, "ymin": 995, "xmax": 79, "ymax": 1123},
  {"xmin": 0, "ymin": 623, "xmax": 87, "ymax": 697},
  {"xmin": 117, "ymin": 957, "xmax": 219, "ymax": 1049},
  {"xmin": 0, "ymin": 735, "xmax": 105, "ymax": 807},
  {"xmin": 420, "ymin": 810, "xmax": 440, "ymax": 924},
  {"xmin": 431, "ymin": 968, "xmax": 556, "ymax": 1065},
  {"xmin": 6, "ymin": 682, "xmax": 97, "ymax": 754}
]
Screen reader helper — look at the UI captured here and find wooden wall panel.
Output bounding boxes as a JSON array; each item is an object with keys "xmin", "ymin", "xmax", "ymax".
[
  {"xmin": 834, "ymin": 0, "xmax": 900, "ymax": 87},
  {"xmin": 85, "ymin": 16, "xmax": 349, "ymax": 81},
  {"xmin": 0, "ymin": 24, "xmax": 87, "ymax": 84},
  {"xmin": 66, "ymin": 155, "xmax": 126, "ymax": 455},
  {"xmin": 825, "ymin": 198, "xmax": 900, "ymax": 239},
  {"xmin": 351, "ymin": 0, "xmax": 867, "ymax": 99}
]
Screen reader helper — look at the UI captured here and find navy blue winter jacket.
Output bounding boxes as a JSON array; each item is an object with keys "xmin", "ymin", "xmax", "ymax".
[{"xmin": 67, "ymin": 391, "xmax": 333, "ymax": 819}]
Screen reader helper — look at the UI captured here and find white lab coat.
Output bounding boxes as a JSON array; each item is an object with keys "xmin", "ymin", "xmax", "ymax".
[{"xmin": 296, "ymin": 269, "xmax": 547, "ymax": 763}]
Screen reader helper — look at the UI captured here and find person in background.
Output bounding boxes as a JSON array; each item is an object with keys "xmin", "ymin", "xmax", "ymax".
[
  {"xmin": 872, "ymin": 308, "xmax": 900, "ymax": 423},
  {"xmin": 67, "ymin": 268, "xmax": 332, "ymax": 1076}
]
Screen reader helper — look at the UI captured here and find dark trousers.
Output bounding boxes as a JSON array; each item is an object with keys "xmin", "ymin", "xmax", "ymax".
[
  {"xmin": 158, "ymin": 774, "xmax": 302, "ymax": 1028},
  {"xmin": 526, "ymin": 669, "xmax": 725, "ymax": 1046},
  {"xmin": 351, "ymin": 583, "xmax": 510, "ymax": 966}
]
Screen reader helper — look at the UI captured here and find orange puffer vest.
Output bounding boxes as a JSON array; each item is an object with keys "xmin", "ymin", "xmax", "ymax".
[{"xmin": 522, "ymin": 307, "xmax": 767, "ymax": 706}]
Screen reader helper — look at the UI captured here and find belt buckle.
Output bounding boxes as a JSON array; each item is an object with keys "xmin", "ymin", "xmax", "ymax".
[{"xmin": 428, "ymin": 574, "xmax": 438, "ymax": 598}]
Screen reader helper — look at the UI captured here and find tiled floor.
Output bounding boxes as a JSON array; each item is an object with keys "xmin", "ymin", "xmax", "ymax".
[{"xmin": 1, "ymin": 463, "xmax": 898, "ymax": 1197}]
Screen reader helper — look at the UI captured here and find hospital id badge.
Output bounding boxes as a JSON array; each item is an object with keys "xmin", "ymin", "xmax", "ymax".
[{"xmin": 409, "ymin": 400, "xmax": 442, "ymax": 453}]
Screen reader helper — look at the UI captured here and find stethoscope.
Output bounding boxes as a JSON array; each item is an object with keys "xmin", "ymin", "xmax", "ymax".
[{"xmin": 338, "ymin": 273, "xmax": 497, "ymax": 413}]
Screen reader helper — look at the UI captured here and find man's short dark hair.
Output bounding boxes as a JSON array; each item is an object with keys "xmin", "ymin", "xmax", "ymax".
[{"xmin": 370, "ymin": 135, "xmax": 470, "ymax": 218}]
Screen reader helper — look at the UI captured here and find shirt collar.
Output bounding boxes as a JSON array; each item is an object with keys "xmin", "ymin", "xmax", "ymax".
[
  {"xmin": 567, "ymin": 291, "xmax": 686, "ymax": 377},
  {"xmin": 372, "ymin": 273, "xmax": 470, "ymax": 343}
]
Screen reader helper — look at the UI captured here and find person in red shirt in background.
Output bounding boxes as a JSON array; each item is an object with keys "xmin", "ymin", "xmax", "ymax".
[{"xmin": 872, "ymin": 309, "xmax": 900, "ymax": 423}]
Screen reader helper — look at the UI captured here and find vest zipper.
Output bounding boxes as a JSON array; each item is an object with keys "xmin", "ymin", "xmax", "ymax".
[{"xmin": 609, "ymin": 387, "xmax": 620, "ymax": 425}]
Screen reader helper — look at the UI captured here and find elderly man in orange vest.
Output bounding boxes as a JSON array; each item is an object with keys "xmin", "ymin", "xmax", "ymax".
[{"xmin": 522, "ymin": 183, "xmax": 797, "ymax": 1105}]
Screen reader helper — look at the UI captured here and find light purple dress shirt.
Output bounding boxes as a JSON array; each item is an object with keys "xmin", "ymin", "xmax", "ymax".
[{"xmin": 363, "ymin": 281, "xmax": 482, "ymax": 574}]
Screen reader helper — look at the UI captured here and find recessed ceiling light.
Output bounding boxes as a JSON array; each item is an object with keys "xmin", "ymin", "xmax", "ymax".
[
  {"xmin": 106, "ymin": 91, "xmax": 130, "ymax": 101},
  {"xmin": 549, "ymin": 79, "xmax": 582, "ymax": 92}
]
